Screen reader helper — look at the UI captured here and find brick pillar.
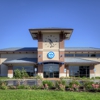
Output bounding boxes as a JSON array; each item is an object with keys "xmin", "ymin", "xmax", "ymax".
[
  {"xmin": 37, "ymin": 32, "xmax": 43, "ymax": 78},
  {"xmin": 37, "ymin": 64, "xmax": 43, "ymax": 78},
  {"xmin": 8, "ymin": 66, "xmax": 13, "ymax": 78},
  {"xmin": 59, "ymin": 32, "xmax": 65, "ymax": 77},
  {"xmin": 59, "ymin": 64, "xmax": 66, "ymax": 77},
  {"xmin": 90, "ymin": 65, "xmax": 94, "ymax": 78}
]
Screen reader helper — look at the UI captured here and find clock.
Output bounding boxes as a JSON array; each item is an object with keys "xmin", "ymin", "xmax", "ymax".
[
  {"xmin": 44, "ymin": 34, "xmax": 59, "ymax": 48},
  {"xmin": 47, "ymin": 51, "xmax": 55, "ymax": 59}
]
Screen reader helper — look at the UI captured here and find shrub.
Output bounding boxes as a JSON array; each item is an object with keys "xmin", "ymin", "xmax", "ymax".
[
  {"xmin": 31, "ymin": 85, "xmax": 38, "ymax": 89},
  {"xmin": 42, "ymin": 80, "xmax": 54, "ymax": 89},
  {"xmin": 24, "ymin": 85, "xmax": 30, "ymax": 89},
  {"xmin": 69, "ymin": 81, "xmax": 80, "ymax": 91},
  {"xmin": 8, "ymin": 85, "xmax": 16, "ymax": 89},
  {"xmin": 0, "ymin": 85, "xmax": 7, "ymax": 90},
  {"xmin": 0, "ymin": 80, "xmax": 7, "ymax": 86},
  {"xmin": 55, "ymin": 80, "xmax": 66, "ymax": 91},
  {"xmin": 17, "ymin": 85, "xmax": 26, "ymax": 89},
  {"xmin": 35, "ymin": 75, "xmax": 43, "ymax": 80},
  {"xmin": 14, "ymin": 68, "xmax": 29, "ymax": 78},
  {"xmin": 95, "ymin": 77, "xmax": 100, "ymax": 79},
  {"xmin": 83, "ymin": 81, "xmax": 94, "ymax": 91},
  {"xmin": 21, "ymin": 68, "xmax": 29, "ymax": 78},
  {"xmin": 14, "ymin": 69, "xmax": 22, "ymax": 78}
]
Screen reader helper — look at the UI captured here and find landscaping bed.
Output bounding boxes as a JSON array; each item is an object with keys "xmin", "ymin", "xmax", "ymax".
[{"xmin": 1, "ymin": 78, "xmax": 100, "ymax": 92}]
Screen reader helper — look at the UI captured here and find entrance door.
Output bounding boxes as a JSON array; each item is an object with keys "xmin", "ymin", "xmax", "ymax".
[
  {"xmin": 50, "ymin": 72, "xmax": 53, "ymax": 78},
  {"xmin": 79, "ymin": 66, "xmax": 89, "ymax": 77},
  {"xmin": 43, "ymin": 63, "xmax": 59, "ymax": 78}
]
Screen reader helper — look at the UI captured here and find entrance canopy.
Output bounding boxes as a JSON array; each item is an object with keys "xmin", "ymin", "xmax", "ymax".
[
  {"xmin": 3, "ymin": 58, "xmax": 37, "ymax": 66},
  {"xmin": 38, "ymin": 60, "xmax": 64, "ymax": 64},
  {"xmin": 65, "ymin": 57, "xmax": 100, "ymax": 65}
]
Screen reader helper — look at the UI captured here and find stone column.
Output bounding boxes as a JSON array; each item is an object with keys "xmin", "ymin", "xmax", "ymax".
[
  {"xmin": 8, "ymin": 65, "xmax": 13, "ymax": 78},
  {"xmin": 90, "ymin": 65, "xmax": 94, "ymax": 78},
  {"xmin": 37, "ymin": 64, "xmax": 43, "ymax": 78}
]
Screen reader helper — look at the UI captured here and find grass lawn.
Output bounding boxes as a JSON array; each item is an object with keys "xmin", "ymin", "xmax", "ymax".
[{"xmin": 0, "ymin": 90, "xmax": 100, "ymax": 100}]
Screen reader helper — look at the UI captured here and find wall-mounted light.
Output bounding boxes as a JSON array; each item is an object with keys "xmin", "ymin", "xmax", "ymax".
[
  {"xmin": 39, "ymin": 55, "xmax": 42, "ymax": 57},
  {"xmin": 60, "ymin": 55, "xmax": 63, "ymax": 57}
]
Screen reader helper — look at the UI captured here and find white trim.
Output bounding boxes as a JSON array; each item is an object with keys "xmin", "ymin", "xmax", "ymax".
[
  {"xmin": 8, "ymin": 74, "xmax": 13, "ymax": 78},
  {"xmin": 90, "ymin": 74, "xmax": 95, "ymax": 78},
  {"xmin": 38, "ymin": 73, "xmax": 43, "ymax": 78},
  {"xmin": 59, "ymin": 73, "xmax": 66, "ymax": 77},
  {"xmin": 38, "ymin": 49, "xmax": 43, "ymax": 51},
  {"xmin": 67, "ymin": 73, "xmax": 69, "ymax": 77},
  {"xmin": 59, "ymin": 49, "xmax": 65, "ymax": 51}
]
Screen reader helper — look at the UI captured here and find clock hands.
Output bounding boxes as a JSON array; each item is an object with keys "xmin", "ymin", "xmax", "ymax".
[
  {"xmin": 48, "ymin": 39, "xmax": 53, "ymax": 43},
  {"xmin": 48, "ymin": 39, "xmax": 54, "ymax": 48}
]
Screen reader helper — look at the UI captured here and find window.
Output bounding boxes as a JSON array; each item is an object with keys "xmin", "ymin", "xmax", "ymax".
[
  {"xmin": 65, "ymin": 54, "xmax": 74, "ymax": 57},
  {"xmin": 96, "ymin": 54, "xmax": 100, "ymax": 57},
  {"xmin": 90, "ymin": 54, "xmax": 96, "ymax": 57},
  {"xmin": 13, "ymin": 66, "xmax": 34, "ymax": 76},
  {"xmin": 75, "ymin": 54, "xmax": 89, "ymax": 57}
]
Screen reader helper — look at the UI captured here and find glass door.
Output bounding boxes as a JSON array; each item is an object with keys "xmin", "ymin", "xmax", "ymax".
[{"xmin": 43, "ymin": 63, "xmax": 59, "ymax": 78}]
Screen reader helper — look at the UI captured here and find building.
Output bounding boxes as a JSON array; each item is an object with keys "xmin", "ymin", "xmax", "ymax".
[{"xmin": 0, "ymin": 28, "xmax": 100, "ymax": 78}]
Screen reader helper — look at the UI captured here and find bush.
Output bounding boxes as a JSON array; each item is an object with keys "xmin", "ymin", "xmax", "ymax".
[
  {"xmin": 42, "ymin": 80, "xmax": 54, "ymax": 89},
  {"xmin": 69, "ymin": 81, "xmax": 80, "ymax": 91},
  {"xmin": 8, "ymin": 85, "xmax": 16, "ymax": 89},
  {"xmin": 0, "ymin": 80, "xmax": 7, "ymax": 86},
  {"xmin": 95, "ymin": 77, "xmax": 100, "ymax": 79},
  {"xmin": 14, "ymin": 68, "xmax": 29, "ymax": 78},
  {"xmin": 83, "ymin": 81, "xmax": 94, "ymax": 91},
  {"xmin": 55, "ymin": 80, "xmax": 66, "ymax": 91},
  {"xmin": 17, "ymin": 85, "xmax": 26, "ymax": 89},
  {"xmin": 35, "ymin": 75, "xmax": 43, "ymax": 81},
  {"xmin": 31, "ymin": 85, "xmax": 38, "ymax": 89},
  {"xmin": 0, "ymin": 85, "xmax": 7, "ymax": 90},
  {"xmin": 14, "ymin": 69, "xmax": 22, "ymax": 78},
  {"xmin": 21, "ymin": 68, "xmax": 29, "ymax": 78}
]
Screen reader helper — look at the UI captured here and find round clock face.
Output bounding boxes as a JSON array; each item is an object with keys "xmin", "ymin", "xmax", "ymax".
[
  {"xmin": 44, "ymin": 34, "xmax": 58, "ymax": 48},
  {"xmin": 47, "ymin": 51, "xmax": 55, "ymax": 59}
]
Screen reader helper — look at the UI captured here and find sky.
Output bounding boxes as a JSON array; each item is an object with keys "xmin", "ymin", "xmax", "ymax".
[{"xmin": 0, "ymin": 0, "xmax": 100, "ymax": 49}]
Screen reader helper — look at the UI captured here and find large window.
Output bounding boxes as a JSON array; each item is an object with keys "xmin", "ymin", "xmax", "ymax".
[
  {"xmin": 75, "ymin": 54, "xmax": 89, "ymax": 57},
  {"xmin": 13, "ymin": 66, "xmax": 34, "ymax": 76},
  {"xmin": 90, "ymin": 54, "xmax": 96, "ymax": 57},
  {"xmin": 96, "ymin": 54, "xmax": 100, "ymax": 57},
  {"xmin": 69, "ymin": 66, "xmax": 89, "ymax": 77},
  {"xmin": 65, "ymin": 54, "xmax": 74, "ymax": 57}
]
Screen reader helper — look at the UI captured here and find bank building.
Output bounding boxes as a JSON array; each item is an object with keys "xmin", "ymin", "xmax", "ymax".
[{"xmin": 0, "ymin": 28, "xmax": 100, "ymax": 78}]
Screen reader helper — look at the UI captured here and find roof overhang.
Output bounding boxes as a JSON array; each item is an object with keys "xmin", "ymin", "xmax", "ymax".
[
  {"xmin": 64, "ymin": 57, "xmax": 100, "ymax": 65},
  {"xmin": 29, "ymin": 28, "xmax": 73, "ymax": 40},
  {"xmin": 3, "ymin": 58, "xmax": 37, "ymax": 66},
  {"xmin": 38, "ymin": 60, "xmax": 64, "ymax": 64}
]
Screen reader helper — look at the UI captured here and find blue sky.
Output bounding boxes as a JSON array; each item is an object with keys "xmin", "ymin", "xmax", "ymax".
[{"xmin": 0, "ymin": 0, "xmax": 100, "ymax": 49}]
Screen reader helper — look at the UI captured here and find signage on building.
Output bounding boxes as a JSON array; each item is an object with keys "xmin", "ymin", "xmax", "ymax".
[{"xmin": 64, "ymin": 69, "xmax": 66, "ymax": 73}]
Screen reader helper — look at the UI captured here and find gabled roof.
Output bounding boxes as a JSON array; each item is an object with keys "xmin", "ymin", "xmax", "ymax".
[
  {"xmin": 65, "ymin": 57, "xmax": 100, "ymax": 64},
  {"xmin": 3, "ymin": 58, "xmax": 37, "ymax": 64}
]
